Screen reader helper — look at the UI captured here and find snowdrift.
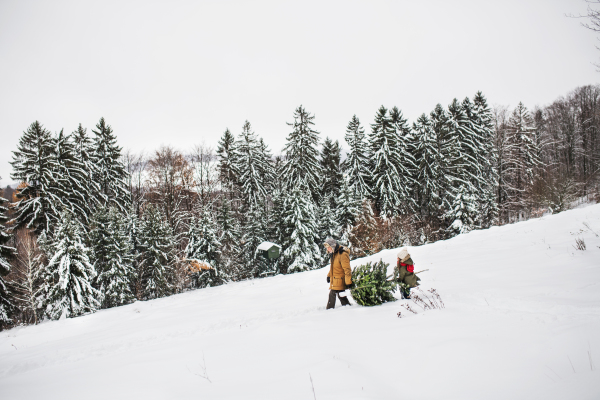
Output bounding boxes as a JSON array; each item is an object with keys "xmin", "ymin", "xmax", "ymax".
[{"xmin": 1, "ymin": 204, "xmax": 600, "ymax": 400}]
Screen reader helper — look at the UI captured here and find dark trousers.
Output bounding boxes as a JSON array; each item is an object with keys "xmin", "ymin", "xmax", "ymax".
[{"xmin": 326, "ymin": 290, "xmax": 351, "ymax": 309}]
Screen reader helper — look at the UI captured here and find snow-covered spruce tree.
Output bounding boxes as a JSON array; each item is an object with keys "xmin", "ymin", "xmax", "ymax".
[
  {"xmin": 281, "ymin": 185, "xmax": 323, "ymax": 273},
  {"xmin": 471, "ymin": 92, "xmax": 498, "ymax": 227},
  {"xmin": 317, "ymin": 194, "xmax": 341, "ymax": 257},
  {"xmin": 139, "ymin": 205, "xmax": 175, "ymax": 300},
  {"xmin": 505, "ymin": 102, "xmax": 541, "ymax": 217},
  {"xmin": 343, "ymin": 115, "xmax": 371, "ymax": 200},
  {"xmin": 186, "ymin": 209, "xmax": 223, "ymax": 288},
  {"xmin": 389, "ymin": 106, "xmax": 418, "ymax": 214},
  {"xmin": 257, "ymin": 137, "xmax": 276, "ymax": 194},
  {"xmin": 10, "ymin": 121, "xmax": 64, "ymax": 235},
  {"xmin": 89, "ymin": 207, "xmax": 135, "ymax": 308},
  {"xmin": 72, "ymin": 124, "xmax": 100, "ymax": 219},
  {"xmin": 281, "ymin": 106, "xmax": 322, "ymax": 203},
  {"xmin": 125, "ymin": 211, "xmax": 143, "ymax": 299},
  {"xmin": 335, "ymin": 178, "xmax": 361, "ymax": 244},
  {"xmin": 240, "ymin": 204, "xmax": 273, "ymax": 278},
  {"xmin": 0, "ymin": 191, "xmax": 16, "ymax": 328},
  {"xmin": 235, "ymin": 121, "xmax": 271, "ymax": 208},
  {"xmin": 429, "ymin": 103, "xmax": 459, "ymax": 226},
  {"xmin": 53, "ymin": 129, "xmax": 94, "ymax": 226},
  {"xmin": 92, "ymin": 118, "xmax": 130, "ymax": 213},
  {"xmin": 413, "ymin": 114, "xmax": 442, "ymax": 220},
  {"xmin": 369, "ymin": 106, "xmax": 403, "ymax": 217},
  {"xmin": 216, "ymin": 128, "xmax": 239, "ymax": 199},
  {"xmin": 215, "ymin": 197, "xmax": 240, "ymax": 280},
  {"xmin": 320, "ymin": 137, "xmax": 343, "ymax": 206},
  {"xmin": 41, "ymin": 211, "xmax": 100, "ymax": 320},
  {"xmin": 445, "ymin": 185, "xmax": 477, "ymax": 236}
]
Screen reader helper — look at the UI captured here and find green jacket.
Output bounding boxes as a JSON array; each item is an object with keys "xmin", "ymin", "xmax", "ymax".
[{"xmin": 397, "ymin": 257, "xmax": 420, "ymax": 288}]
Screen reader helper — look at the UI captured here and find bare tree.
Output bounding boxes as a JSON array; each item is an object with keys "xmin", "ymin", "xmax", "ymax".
[
  {"xmin": 570, "ymin": 1, "xmax": 600, "ymax": 68},
  {"xmin": 147, "ymin": 146, "xmax": 194, "ymax": 234},
  {"xmin": 8, "ymin": 229, "xmax": 42, "ymax": 325},
  {"xmin": 189, "ymin": 143, "xmax": 219, "ymax": 210},
  {"xmin": 122, "ymin": 149, "xmax": 148, "ymax": 218}
]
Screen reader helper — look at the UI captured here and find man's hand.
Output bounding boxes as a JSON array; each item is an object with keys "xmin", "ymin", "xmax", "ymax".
[{"xmin": 327, "ymin": 276, "xmax": 330, "ymax": 283}]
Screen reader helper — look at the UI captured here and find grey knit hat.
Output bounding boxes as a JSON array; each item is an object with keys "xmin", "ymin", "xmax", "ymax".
[
  {"xmin": 397, "ymin": 247, "xmax": 411, "ymax": 263},
  {"xmin": 324, "ymin": 237, "xmax": 337, "ymax": 248}
]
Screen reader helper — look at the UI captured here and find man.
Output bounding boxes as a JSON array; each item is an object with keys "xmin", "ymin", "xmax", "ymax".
[{"xmin": 324, "ymin": 237, "xmax": 352, "ymax": 309}]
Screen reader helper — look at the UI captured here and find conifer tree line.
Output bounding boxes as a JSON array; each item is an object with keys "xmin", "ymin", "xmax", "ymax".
[{"xmin": 1, "ymin": 84, "xmax": 599, "ymax": 329}]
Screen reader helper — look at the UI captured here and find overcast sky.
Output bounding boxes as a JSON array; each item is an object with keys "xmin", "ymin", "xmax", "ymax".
[{"xmin": 0, "ymin": 0, "xmax": 598, "ymax": 187}]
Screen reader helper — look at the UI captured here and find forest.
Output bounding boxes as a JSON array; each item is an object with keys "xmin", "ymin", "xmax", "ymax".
[{"xmin": 0, "ymin": 84, "xmax": 599, "ymax": 329}]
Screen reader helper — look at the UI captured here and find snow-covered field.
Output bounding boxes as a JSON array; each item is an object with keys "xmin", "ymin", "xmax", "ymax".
[{"xmin": 1, "ymin": 204, "xmax": 600, "ymax": 400}]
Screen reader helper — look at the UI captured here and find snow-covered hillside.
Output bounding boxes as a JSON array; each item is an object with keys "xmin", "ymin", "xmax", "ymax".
[{"xmin": 1, "ymin": 204, "xmax": 600, "ymax": 400}]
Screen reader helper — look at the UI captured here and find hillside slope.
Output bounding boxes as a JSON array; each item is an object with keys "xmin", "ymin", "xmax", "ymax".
[{"xmin": 1, "ymin": 204, "xmax": 600, "ymax": 400}]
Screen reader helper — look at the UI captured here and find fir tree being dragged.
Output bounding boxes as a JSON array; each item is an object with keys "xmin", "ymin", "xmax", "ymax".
[{"xmin": 350, "ymin": 260, "xmax": 397, "ymax": 307}]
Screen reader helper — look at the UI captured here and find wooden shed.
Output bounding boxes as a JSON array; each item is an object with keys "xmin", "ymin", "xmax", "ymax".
[{"xmin": 257, "ymin": 241, "xmax": 281, "ymax": 260}]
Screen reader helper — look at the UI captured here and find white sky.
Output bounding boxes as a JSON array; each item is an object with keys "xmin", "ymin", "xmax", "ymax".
[{"xmin": 0, "ymin": 0, "xmax": 598, "ymax": 187}]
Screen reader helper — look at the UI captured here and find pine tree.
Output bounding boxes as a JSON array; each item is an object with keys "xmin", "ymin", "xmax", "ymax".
[
  {"xmin": 240, "ymin": 204, "xmax": 271, "ymax": 278},
  {"xmin": 10, "ymin": 121, "xmax": 63, "ymax": 234},
  {"xmin": 413, "ymin": 114, "xmax": 443, "ymax": 220},
  {"xmin": 235, "ymin": 121, "xmax": 271, "ymax": 208},
  {"xmin": 429, "ymin": 104, "xmax": 458, "ymax": 221},
  {"xmin": 335, "ymin": 178, "xmax": 360, "ymax": 240},
  {"xmin": 216, "ymin": 128, "xmax": 239, "ymax": 199},
  {"xmin": 41, "ymin": 211, "xmax": 100, "ymax": 320},
  {"xmin": 343, "ymin": 115, "xmax": 371, "ymax": 200},
  {"xmin": 281, "ymin": 106, "xmax": 322, "ymax": 203},
  {"xmin": 389, "ymin": 106, "xmax": 418, "ymax": 214},
  {"xmin": 54, "ymin": 129, "xmax": 93, "ymax": 226},
  {"xmin": 445, "ymin": 185, "xmax": 477, "ymax": 236},
  {"xmin": 505, "ymin": 102, "xmax": 541, "ymax": 215},
  {"xmin": 320, "ymin": 138, "xmax": 343, "ymax": 206},
  {"xmin": 369, "ymin": 106, "xmax": 403, "ymax": 217},
  {"xmin": 92, "ymin": 118, "xmax": 131, "ymax": 213},
  {"xmin": 317, "ymin": 194, "xmax": 341, "ymax": 258},
  {"xmin": 89, "ymin": 207, "xmax": 135, "ymax": 308},
  {"xmin": 139, "ymin": 205, "xmax": 175, "ymax": 299},
  {"xmin": 0, "ymin": 191, "xmax": 16, "ymax": 327},
  {"xmin": 186, "ymin": 209, "xmax": 224, "ymax": 288},
  {"xmin": 281, "ymin": 185, "xmax": 323, "ymax": 273},
  {"xmin": 186, "ymin": 211, "xmax": 221, "ymax": 266},
  {"xmin": 471, "ymin": 92, "xmax": 498, "ymax": 227},
  {"xmin": 72, "ymin": 124, "xmax": 100, "ymax": 219}
]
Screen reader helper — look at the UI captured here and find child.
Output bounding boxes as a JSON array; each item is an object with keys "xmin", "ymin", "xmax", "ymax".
[{"xmin": 396, "ymin": 247, "xmax": 420, "ymax": 299}]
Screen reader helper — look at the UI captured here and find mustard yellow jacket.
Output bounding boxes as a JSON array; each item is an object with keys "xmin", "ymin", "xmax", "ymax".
[{"xmin": 327, "ymin": 247, "xmax": 352, "ymax": 290}]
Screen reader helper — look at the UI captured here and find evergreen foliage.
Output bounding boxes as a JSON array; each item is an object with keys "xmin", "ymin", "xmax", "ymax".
[
  {"xmin": 0, "ymin": 192, "xmax": 16, "ymax": 327},
  {"xmin": 10, "ymin": 121, "xmax": 63, "ymax": 234},
  {"xmin": 281, "ymin": 185, "xmax": 323, "ymax": 273},
  {"xmin": 92, "ymin": 118, "xmax": 131, "ymax": 213},
  {"xmin": 216, "ymin": 128, "xmax": 239, "ymax": 197},
  {"xmin": 281, "ymin": 106, "xmax": 322, "ymax": 203},
  {"xmin": 350, "ymin": 260, "xmax": 396, "ymax": 306},
  {"xmin": 89, "ymin": 207, "xmax": 135, "ymax": 308},
  {"xmin": 186, "ymin": 212, "xmax": 220, "ymax": 266},
  {"xmin": 343, "ymin": 115, "xmax": 371, "ymax": 200},
  {"xmin": 41, "ymin": 212, "xmax": 100, "ymax": 320},
  {"xmin": 235, "ymin": 121, "xmax": 272, "ymax": 208},
  {"xmin": 139, "ymin": 205, "xmax": 175, "ymax": 299},
  {"xmin": 320, "ymin": 137, "xmax": 343, "ymax": 205},
  {"xmin": 369, "ymin": 106, "xmax": 405, "ymax": 217}
]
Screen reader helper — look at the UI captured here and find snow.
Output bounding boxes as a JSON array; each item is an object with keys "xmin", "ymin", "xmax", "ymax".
[
  {"xmin": 257, "ymin": 241, "xmax": 281, "ymax": 251},
  {"xmin": 2, "ymin": 204, "xmax": 600, "ymax": 399}
]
